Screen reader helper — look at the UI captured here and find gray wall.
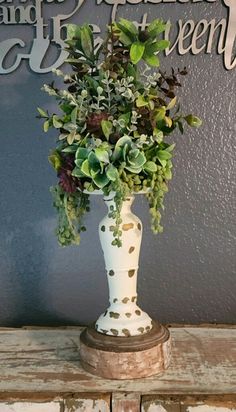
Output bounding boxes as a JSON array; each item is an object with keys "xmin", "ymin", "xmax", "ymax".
[{"xmin": 0, "ymin": 0, "xmax": 235, "ymax": 327}]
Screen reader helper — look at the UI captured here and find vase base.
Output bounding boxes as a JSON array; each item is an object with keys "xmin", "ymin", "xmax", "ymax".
[{"xmin": 80, "ymin": 321, "xmax": 171, "ymax": 379}]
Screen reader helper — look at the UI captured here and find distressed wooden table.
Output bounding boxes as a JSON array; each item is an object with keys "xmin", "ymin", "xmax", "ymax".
[{"xmin": 0, "ymin": 325, "xmax": 235, "ymax": 411}]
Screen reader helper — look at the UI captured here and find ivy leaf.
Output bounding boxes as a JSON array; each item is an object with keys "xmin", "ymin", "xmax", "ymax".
[
  {"xmin": 130, "ymin": 42, "xmax": 145, "ymax": 64},
  {"xmin": 101, "ymin": 120, "xmax": 113, "ymax": 140}
]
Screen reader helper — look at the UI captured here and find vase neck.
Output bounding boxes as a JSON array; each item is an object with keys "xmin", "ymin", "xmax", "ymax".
[{"xmin": 104, "ymin": 195, "xmax": 134, "ymax": 214}]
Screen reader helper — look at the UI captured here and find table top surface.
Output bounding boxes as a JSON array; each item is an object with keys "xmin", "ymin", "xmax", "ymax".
[{"xmin": 0, "ymin": 325, "xmax": 235, "ymax": 396}]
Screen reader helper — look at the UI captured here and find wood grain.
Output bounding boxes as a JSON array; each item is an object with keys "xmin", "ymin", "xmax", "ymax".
[
  {"xmin": 79, "ymin": 322, "xmax": 171, "ymax": 379},
  {"xmin": 112, "ymin": 393, "xmax": 140, "ymax": 412},
  {"xmin": 0, "ymin": 327, "xmax": 235, "ymax": 396}
]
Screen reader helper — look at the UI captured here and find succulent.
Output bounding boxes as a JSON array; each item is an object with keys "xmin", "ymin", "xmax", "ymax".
[{"xmin": 113, "ymin": 136, "xmax": 146, "ymax": 173}]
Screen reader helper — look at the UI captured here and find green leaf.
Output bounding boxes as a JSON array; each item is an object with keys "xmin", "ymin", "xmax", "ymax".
[
  {"xmin": 157, "ymin": 150, "xmax": 172, "ymax": 160},
  {"xmin": 164, "ymin": 167, "xmax": 172, "ymax": 180},
  {"xmin": 143, "ymin": 161, "xmax": 157, "ymax": 173},
  {"xmin": 94, "ymin": 147, "xmax": 110, "ymax": 164},
  {"xmin": 167, "ymin": 96, "xmax": 177, "ymax": 110},
  {"xmin": 48, "ymin": 152, "xmax": 61, "ymax": 171},
  {"xmin": 130, "ymin": 42, "xmax": 145, "ymax": 64},
  {"xmin": 67, "ymin": 130, "xmax": 76, "ymax": 145},
  {"xmin": 184, "ymin": 115, "xmax": 202, "ymax": 128},
  {"xmin": 154, "ymin": 39, "xmax": 170, "ymax": 51},
  {"xmin": 66, "ymin": 24, "xmax": 81, "ymax": 40},
  {"xmin": 37, "ymin": 107, "xmax": 48, "ymax": 118},
  {"xmin": 52, "ymin": 115, "xmax": 63, "ymax": 129},
  {"xmin": 143, "ymin": 53, "xmax": 160, "ymax": 67},
  {"xmin": 43, "ymin": 120, "xmax": 49, "ymax": 132},
  {"xmin": 118, "ymin": 112, "xmax": 131, "ymax": 127},
  {"xmin": 106, "ymin": 164, "xmax": 118, "ymax": 181},
  {"xmin": 62, "ymin": 145, "xmax": 78, "ymax": 153},
  {"xmin": 166, "ymin": 143, "xmax": 176, "ymax": 153},
  {"xmin": 71, "ymin": 166, "xmax": 84, "ymax": 178},
  {"xmin": 81, "ymin": 25, "xmax": 93, "ymax": 59},
  {"xmin": 136, "ymin": 95, "xmax": 148, "ymax": 108},
  {"xmin": 165, "ymin": 116, "xmax": 173, "ymax": 128},
  {"xmin": 119, "ymin": 18, "xmax": 138, "ymax": 35},
  {"xmin": 81, "ymin": 159, "xmax": 91, "ymax": 177},
  {"xmin": 101, "ymin": 120, "xmax": 113, "ymax": 140},
  {"xmin": 88, "ymin": 151, "xmax": 100, "ymax": 169},
  {"xmin": 115, "ymin": 22, "xmax": 136, "ymax": 45},
  {"xmin": 127, "ymin": 63, "xmax": 137, "ymax": 79},
  {"xmin": 149, "ymin": 100, "xmax": 155, "ymax": 110},
  {"xmin": 147, "ymin": 19, "xmax": 167, "ymax": 36},
  {"xmin": 125, "ymin": 165, "xmax": 143, "ymax": 174},
  {"xmin": 60, "ymin": 103, "xmax": 72, "ymax": 114},
  {"xmin": 153, "ymin": 129, "xmax": 163, "ymax": 143},
  {"xmin": 155, "ymin": 107, "xmax": 166, "ymax": 121},
  {"xmin": 71, "ymin": 107, "xmax": 78, "ymax": 123},
  {"xmin": 93, "ymin": 173, "xmax": 109, "ymax": 189},
  {"xmin": 113, "ymin": 135, "xmax": 132, "ymax": 160},
  {"xmin": 75, "ymin": 147, "xmax": 89, "ymax": 160}
]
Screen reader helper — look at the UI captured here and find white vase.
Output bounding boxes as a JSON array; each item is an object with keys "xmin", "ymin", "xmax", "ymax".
[{"xmin": 95, "ymin": 193, "xmax": 153, "ymax": 337}]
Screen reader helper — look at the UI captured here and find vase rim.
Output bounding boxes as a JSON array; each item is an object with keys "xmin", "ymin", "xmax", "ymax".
[{"xmin": 82, "ymin": 189, "xmax": 150, "ymax": 196}]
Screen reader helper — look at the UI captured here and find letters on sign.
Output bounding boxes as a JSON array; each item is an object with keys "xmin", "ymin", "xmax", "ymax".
[{"xmin": 0, "ymin": 0, "xmax": 235, "ymax": 73}]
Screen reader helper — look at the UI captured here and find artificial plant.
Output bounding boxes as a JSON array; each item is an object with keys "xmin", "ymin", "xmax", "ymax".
[{"xmin": 38, "ymin": 18, "xmax": 202, "ymax": 247}]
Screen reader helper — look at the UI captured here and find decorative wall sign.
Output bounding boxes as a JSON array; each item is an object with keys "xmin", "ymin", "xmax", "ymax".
[{"xmin": 0, "ymin": 0, "xmax": 235, "ymax": 73}]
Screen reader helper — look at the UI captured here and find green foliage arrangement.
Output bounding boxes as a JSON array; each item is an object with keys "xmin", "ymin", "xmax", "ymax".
[{"xmin": 38, "ymin": 18, "xmax": 202, "ymax": 247}]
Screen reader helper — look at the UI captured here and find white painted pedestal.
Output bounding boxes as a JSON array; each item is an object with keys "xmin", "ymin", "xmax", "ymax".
[{"xmin": 80, "ymin": 193, "xmax": 171, "ymax": 379}]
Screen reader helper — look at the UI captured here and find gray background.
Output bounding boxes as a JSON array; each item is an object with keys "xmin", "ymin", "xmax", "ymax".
[{"xmin": 0, "ymin": 0, "xmax": 235, "ymax": 327}]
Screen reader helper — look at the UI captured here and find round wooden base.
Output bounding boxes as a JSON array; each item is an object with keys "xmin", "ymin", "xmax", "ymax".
[{"xmin": 80, "ymin": 321, "xmax": 171, "ymax": 379}]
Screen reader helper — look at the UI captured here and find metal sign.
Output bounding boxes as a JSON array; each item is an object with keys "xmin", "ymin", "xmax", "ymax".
[{"xmin": 0, "ymin": 0, "xmax": 235, "ymax": 73}]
